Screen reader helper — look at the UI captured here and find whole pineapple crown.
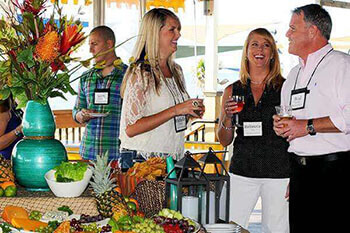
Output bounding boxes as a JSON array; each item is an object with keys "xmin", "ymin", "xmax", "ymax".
[{"xmin": 89, "ymin": 152, "xmax": 116, "ymax": 195}]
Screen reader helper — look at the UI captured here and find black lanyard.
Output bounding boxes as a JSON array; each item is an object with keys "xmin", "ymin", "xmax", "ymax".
[
  {"xmin": 164, "ymin": 76, "xmax": 188, "ymax": 133},
  {"xmin": 95, "ymin": 71, "xmax": 113, "ymax": 90},
  {"xmin": 165, "ymin": 79, "xmax": 185, "ymax": 105},
  {"xmin": 292, "ymin": 48, "xmax": 333, "ymax": 91},
  {"xmin": 93, "ymin": 71, "xmax": 114, "ymax": 106}
]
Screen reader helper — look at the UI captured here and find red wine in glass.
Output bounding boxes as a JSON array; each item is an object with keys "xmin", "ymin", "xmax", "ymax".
[
  {"xmin": 236, "ymin": 102, "xmax": 245, "ymax": 113},
  {"xmin": 232, "ymin": 95, "xmax": 245, "ymax": 127}
]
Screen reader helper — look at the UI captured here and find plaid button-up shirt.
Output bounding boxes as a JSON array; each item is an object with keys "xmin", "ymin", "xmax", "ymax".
[{"xmin": 73, "ymin": 64, "xmax": 127, "ymax": 160}]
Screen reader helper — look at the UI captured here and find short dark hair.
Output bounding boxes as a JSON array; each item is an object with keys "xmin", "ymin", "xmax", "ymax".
[
  {"xmin": 293, "ymin": 4, "xmax": 332, "ymax": 40},
  {"xmin": 90, "ymin": 25, "xmax": 116, "ymax": 45}
]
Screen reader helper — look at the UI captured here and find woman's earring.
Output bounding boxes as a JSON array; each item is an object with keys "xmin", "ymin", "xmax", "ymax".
[{"xmin": 270, "ymin": 57, "xmax": 275, "ymax": 63}]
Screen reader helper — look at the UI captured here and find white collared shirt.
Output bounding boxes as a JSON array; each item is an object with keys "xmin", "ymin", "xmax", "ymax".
[{"xmin": 281, "ymin": 44, "xmax": 350, "ymax": 156}]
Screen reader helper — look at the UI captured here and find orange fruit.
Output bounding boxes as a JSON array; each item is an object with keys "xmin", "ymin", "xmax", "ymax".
[
  {"xmin": 0, "ymin": 181, "xmax": 16, "ymax": 190},
  {"xmin": 11, "ymin": 218, "xmax": 48, "ymax": 231},
  {"xmin": 1, "ymin": 205, "xmax": 29, "ymax": 223}
]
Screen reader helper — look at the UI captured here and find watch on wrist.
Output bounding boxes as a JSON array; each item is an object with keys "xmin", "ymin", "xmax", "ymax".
[
  {"xmin": 14, "ymin": 129, "xmax": 22, "ymax": 137},
  {"xmin": 307, "ymin": 119, "xmax": 316, "ymax": 136}
]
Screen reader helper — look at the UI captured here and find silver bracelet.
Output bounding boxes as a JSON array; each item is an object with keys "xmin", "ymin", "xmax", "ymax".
[{"xmin": 221, "ymin": 121, "xmax": 234, "ymax": 130}]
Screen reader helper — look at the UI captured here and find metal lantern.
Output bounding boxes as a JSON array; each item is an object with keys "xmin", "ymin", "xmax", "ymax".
[
  {"xmin": 199, "ymin": 147, "xmax": 230, "ymax": 223},
  {"xmin": 165, "ymin": 151, "xmax": 210, "ymax": 224}
]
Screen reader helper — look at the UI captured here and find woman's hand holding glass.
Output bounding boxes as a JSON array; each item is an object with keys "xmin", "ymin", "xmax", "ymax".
[
  {"xmin": 174, "ymin": 98, "xmax": 205, "ymax": 118},
  {"xmin": 224, "ymin": 95, "xmax": 245, "ymax": 127}
]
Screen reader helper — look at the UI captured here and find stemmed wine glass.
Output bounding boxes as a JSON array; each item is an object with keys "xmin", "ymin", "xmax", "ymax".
[{"xmin": 232, "ymin": 95, "xmax": 245, "ymax": 127}]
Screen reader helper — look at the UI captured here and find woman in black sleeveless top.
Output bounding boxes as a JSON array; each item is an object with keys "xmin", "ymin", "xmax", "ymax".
[{"xmin": 217, "ymin": 28, "xmax": 290, "ymax": 232}]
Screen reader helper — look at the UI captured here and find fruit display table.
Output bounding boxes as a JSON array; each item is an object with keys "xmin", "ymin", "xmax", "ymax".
[
  {"xmin": 0, "ymin": 186, "xmax": 98, "ymax": 215},
  {"xmin": 0, "ymin": 186, "xmax": 250, "ymax": 233}
]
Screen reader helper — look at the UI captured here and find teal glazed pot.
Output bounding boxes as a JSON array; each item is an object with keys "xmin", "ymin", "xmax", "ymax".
[
  {"xmin": 22, "ymin": 100, "xmax": 56, "ymax": 137},
  {"xmin": 12, "ymin": 100, "xmax": 67, "ymax": 191},
  {"xmin": 12, "ymin": 139, "xmax": 67, "ymax": 191}
]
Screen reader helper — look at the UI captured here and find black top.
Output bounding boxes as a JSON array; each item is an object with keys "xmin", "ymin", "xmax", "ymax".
[{"xmin": 229, "ymin": 80, "xmax": 290, "ymax": 178}]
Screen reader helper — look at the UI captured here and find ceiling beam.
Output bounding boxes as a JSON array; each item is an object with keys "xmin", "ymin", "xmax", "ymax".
[{"xmin": 320, "ymin": 0, "xmax": 350, "ymax": 9}]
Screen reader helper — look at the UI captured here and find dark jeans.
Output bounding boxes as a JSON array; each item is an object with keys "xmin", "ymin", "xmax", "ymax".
[{"xmin": 289, "ymin": 152, "xmax": 349, "ymax": 233}]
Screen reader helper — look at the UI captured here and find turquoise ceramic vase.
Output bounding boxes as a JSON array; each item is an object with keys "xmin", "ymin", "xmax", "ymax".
[{"xmin": 12, "ymin": 100, "xmax": 67, "ymax": 191}]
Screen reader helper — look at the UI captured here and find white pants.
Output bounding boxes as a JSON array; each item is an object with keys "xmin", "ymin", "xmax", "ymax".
[{"xmin": 229, "ymin": 173, "xmax": 289, "ymax": 233}]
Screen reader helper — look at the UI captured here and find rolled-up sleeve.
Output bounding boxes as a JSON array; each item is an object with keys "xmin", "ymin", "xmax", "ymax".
[
  {"xmin": 329, "ymin": 56, "xmax": 350, "ymax": 134},
  {"xmin": 72, "ymin": 75, "xmax": 87, "ymax": 122}
]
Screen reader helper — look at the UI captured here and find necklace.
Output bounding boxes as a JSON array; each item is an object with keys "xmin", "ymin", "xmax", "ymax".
[{"xmin": 250, "ymin": 79, "xmax": 265, "ymax": 85}]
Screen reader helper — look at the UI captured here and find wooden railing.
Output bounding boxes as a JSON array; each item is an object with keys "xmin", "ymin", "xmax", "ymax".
[
  {"xmin": 186, "ymin": 124, "xmax": 205, "ymax": 142},
  {"xmin": 53, "ymin": 110, "xmax": 84, "ymax": 160},
  {"xmin": 53, "ymin": 109, "xmax": 84, "ymax": 143},
  {"xmin": 185, "ymin": 118, "xmax": 219, "ymax": 142}
]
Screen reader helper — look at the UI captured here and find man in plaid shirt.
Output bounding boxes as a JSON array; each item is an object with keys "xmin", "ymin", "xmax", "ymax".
[{"xmin": 73, "ymin": 26, "xmax": 127, "ymax": 161}]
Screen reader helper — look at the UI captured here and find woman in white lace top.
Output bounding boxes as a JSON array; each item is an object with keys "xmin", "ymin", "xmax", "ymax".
[{"xmin": 119, "ymin": 8, "xmax": 205, "ymax": 165}]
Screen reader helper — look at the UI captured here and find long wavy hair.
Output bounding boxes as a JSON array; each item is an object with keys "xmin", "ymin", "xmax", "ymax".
[
  {"xmin": 239, "ymin": 28, "xmax": 284, "ymax": 89},
  {"xmin": 121, "ymin": 8, "xmax": 186, "ymax": 97}
]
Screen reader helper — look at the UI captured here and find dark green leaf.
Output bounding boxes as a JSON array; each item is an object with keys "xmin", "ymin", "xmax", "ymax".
[
  {"xmin": 49, "ymin": 91, "xmax": 67, "ymax": 100},
  {"xmin": 17, "ymin": 48, "xmax": 35, "ymax": 68}
]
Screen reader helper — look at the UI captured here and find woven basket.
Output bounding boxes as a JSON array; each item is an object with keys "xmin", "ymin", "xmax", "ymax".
[{"xmin": 131, "ymin": 180, "xmax": 166, "ymax": 218}]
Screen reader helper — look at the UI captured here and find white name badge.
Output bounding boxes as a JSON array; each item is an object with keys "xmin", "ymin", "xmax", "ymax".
[
  {"xmin": 290, "ymin": 88, "xmax": 309, "ymax": 110},
  {"xmin": 94, "ymin": 91, "xmax": 109, "ymax": 105},
  {"xmin": 174, "ymin": 115, "xmax": 187, "ymax": 133},
  {"xmin": 291, "ymin": 92, "xmax": 305, "ymax": 110},
  {"xmin": 243, "ymin": 122, "xmax": 262, "ymax": 136}
]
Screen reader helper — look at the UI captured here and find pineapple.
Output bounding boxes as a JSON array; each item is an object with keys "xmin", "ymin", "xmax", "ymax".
[
  {"xmin": 89, "ymin": 152, "xmax": 129, "ymax": 218},
  {"xmin": 0, "ymin": 155, "xmax": 15, "ymax": 182}
]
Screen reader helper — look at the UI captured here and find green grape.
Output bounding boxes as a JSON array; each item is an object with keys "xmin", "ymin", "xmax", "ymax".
[{"xmin": 29, "ymin": 210, "xmax": 42, "ymax": 221}]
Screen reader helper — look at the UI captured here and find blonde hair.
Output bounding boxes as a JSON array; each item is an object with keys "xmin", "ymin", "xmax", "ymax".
[
  {"xmin": 239, "ymin": 28, "xmax": 284, "ymax": 89},
  {"xmin": 121, "ymin": 8, "xmax": 186, "ymax": 97}
]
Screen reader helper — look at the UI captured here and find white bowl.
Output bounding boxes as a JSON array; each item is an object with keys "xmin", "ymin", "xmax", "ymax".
[{"xmin": 45, "ymin": 168, "xmax": 92, "ymax": 198}]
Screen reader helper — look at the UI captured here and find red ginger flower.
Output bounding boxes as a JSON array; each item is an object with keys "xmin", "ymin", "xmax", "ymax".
[
  {"xmin": 50, "ymin": 60, "xmax": 66, "ymax": 72},
  {"xmin": 60, "ymin": 24, "xmax": 85, "ymax": 55},
  {"xmin": 12, "ymin": 0, "xmax": 47, "ymax": 16}
]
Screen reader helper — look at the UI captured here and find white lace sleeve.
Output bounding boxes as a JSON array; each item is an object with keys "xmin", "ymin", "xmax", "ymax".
[{"xmin": 123, "ymin": 64, "xmax": 152, "ymax": 126}]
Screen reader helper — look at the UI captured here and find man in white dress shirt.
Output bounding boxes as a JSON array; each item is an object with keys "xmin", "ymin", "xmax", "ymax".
[{"xmin": 273, "ymin": 4, "xmax": 350, "ymax": 232}]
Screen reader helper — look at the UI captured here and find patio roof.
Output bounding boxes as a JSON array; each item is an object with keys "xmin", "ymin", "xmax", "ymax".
[{"xmin": 51, "ymin": 0, "xmax": 185, "ymax": 12}]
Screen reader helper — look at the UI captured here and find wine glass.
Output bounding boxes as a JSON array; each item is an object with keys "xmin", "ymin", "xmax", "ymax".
[{"xmin": 232, "ymin": 95, "xmax": 245, "ymax": 127}]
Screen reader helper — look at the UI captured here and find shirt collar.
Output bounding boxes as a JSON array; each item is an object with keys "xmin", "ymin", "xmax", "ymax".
[{"xmin": 298, "ymin": 43, "xmax": 333, "ymax": 67}]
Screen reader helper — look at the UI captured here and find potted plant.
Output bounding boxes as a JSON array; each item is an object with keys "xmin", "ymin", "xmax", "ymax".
[{"xmin": 0, "ymin": 0, "xmax": 87, "ymax": 190}]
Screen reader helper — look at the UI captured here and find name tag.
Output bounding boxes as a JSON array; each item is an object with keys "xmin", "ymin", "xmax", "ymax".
[
  {"xmin": 290, "ymin": 88, "xmax": 309, "ymax": 110},
  {"xmin": 243, "ymin": 122, "xmax": 262, "ymax": 136},
  {"xmin": 174, "ymin": 115, "xmax": 187, "ymax": 133},
  {"xmin": 94, "ymin": 88, "xmax": 110, "ymax": 105}
]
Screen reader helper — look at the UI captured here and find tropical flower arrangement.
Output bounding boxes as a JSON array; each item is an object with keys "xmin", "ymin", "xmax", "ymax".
[{"xmin": 0, "ymin": 0, "xmax": 86, "ymax": 107}]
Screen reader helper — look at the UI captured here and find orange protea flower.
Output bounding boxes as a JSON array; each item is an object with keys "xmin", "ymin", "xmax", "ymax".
[
  {"xmin": 35, "ymin": 31, "xmax": 60, "ymax": 63},
  {"xmin": 60, "ymin": 24, "xmax": 85, "ymax": 55}
]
